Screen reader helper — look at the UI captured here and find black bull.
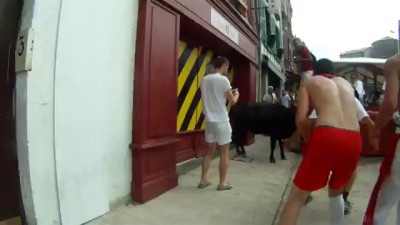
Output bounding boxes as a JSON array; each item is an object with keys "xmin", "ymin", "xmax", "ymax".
[{"xmin": 230, "ymin": 103, "xmax": 297, "ymax": 163}]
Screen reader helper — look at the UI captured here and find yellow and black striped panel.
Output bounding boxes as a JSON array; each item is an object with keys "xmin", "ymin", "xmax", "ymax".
[
  {"xmin": 196, "ymin": 68, "xmax": 235, "ymax": 130},
  {"xmin": 177, "ymin": 41, "xmax": 235, "ymax": 132},
  {"xmin": 177, "ymin": 41, "xmax": 214, "ymax": 132}
]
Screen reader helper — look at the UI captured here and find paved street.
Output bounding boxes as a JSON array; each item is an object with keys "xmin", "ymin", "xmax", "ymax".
[{"xmin": 88, "ymin": 136, "xmax": 397, "ymax": 225}]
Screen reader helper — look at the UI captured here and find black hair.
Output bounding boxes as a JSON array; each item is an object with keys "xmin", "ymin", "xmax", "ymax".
[
  {"xmin": 315, "ymin": 58, "xmax": 335, "ymax": 75},
  {"xmin": 211, "ymin": 56, "xmax": 229, "ymax": 69},
  {"xmin": 311, "ymin": 53, "xmax": 317, "ymax": 69}
]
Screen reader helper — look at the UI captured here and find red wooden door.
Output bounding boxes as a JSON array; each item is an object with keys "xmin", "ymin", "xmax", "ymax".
[{"xmin": 0, "ymin": 0, "xmax": 23, "ymax": 221}]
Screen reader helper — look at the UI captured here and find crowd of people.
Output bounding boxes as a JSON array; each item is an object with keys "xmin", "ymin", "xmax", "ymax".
[
  {"xmin": 262, "ymin": 86, "xmax": 297, "ymax": 110},
  {"xmin": 197, "ymin": 36, "xmax": 400, "ymax": 225}
]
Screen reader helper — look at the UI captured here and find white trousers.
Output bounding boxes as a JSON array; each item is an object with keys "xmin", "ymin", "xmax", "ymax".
[{"xmin": 374, "ymin": 139, "xmax": 400, "ymax": 225}]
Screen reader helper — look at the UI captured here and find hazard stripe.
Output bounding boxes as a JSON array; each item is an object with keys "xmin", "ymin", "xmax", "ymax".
[
  {"xmin": 178, "ymin": 45, "xmax": 198, "ymax": 94},
  {"xmin": 177, "ymin": 47, "xmax": 208, "ymax": 131},
  {"xmin": 181, "ymin": 50, "xmax": 214, "ymax": 131},
  {"xmin": 179, "ymin": 41, "xmax": 187, "ymax": 58},
  {"xmin": 178, "ymin": 43, "xmax": 192, "ymax": 75}
]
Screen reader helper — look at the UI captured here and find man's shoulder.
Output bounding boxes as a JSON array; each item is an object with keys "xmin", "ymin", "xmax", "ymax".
[
  {"xmin": 204, "ymin": 73, "xmax": 227, "ymax": 81},
  {"xmin": 385, "ymin": 55, "xmax": 400, "ymax": 69}
]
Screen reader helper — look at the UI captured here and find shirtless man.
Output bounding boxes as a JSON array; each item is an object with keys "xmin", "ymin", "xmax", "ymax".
[
  {"xmin": 279, "ymin": 59, "xmax": 362, "ymax": 225},
  {"xmin": 363, "ymin": 54, "xmax": 400, "ymax": 225}
]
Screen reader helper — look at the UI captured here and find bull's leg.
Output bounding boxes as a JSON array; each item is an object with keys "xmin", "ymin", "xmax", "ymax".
[
  {"xmin": 279, "ymin": 139, "xmax": 287, "ymax": 160},
  {"xmin": 240, "ymin": 146, "xmax": 247, "ymax": 157},
  {"xmin": 269, "ymin": 136, "xmax": 277, "ymax": 163},
  {"xmin": 236, "ymin": 145, "xmax": 241, "ymax": 155}
]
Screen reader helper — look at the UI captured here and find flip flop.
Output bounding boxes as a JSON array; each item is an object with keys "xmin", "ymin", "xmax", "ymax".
[
  {"xmin": 217, "ymin": 184, "xmax": 233, "ymax": 191},
  {"xmin": 198, "ymin": 181, "xmax": 212, "ymax": 189}
]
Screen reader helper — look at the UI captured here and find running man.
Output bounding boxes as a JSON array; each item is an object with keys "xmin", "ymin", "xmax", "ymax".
[
  {"xmin": 198, "ymin": 56, "xmax": 239, "ymax": 191},
  {"xmin": 279, "ymin": 59, "xmax": 362, "ymax": 225},
  {"xmin": 364, "ymin": 53, "xmax": 400, "ymax": 225},
  {"xmin": 306, "ymin": 75, "xmax": 375, "ymax": 214}
]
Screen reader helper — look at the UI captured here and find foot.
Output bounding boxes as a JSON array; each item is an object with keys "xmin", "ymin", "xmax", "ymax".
[
  {"xmin": 198, "ymin": 181, "xmax": 212, "ymax": 189},
  {"xmin": 305, "ymin": 195, "xmax": 313, "ymax": 205},
  {"xmin": 344, "ymin": 200, "xmax": 352, "ymax": 215},
  {"xmin": 281, "ymin": 156, "xmax": 287, "ymax": 160},
  {"xmin": 217, "ymin": 184, "xmax": 233, "ymax": 191},
  {"xmin": 270, "ymin": 158, "xmax": 276, "ymax": 163}
]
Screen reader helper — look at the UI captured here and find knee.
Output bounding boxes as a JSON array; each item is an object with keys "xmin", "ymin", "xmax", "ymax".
[{"xmin": 328, "ymin": 188, "xmax": 343, "ymax": 198}]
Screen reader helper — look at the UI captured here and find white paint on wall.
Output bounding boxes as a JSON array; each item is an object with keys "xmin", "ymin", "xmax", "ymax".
[
  {"xmin": 53, "ymin": 0, "xmax": 137, "ymax": 224},
  {"xmin": 16, "ymin": 0, "xmax": 138, "ymax": 224},
  {"xmin": 16, "ymin": 0, "xmax": 63, "ymax": 224}
]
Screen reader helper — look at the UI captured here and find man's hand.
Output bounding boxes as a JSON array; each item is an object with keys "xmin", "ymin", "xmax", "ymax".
[
  {"xmin": 233, "ymin": 89, "xmax": 240, "ymax": 97},
  {"xmin": 369, "ymin": 126, "xmax": 380, "ymax": 151},
  {"xmin": 298, "ymin": 121, "xmax": 313, "ymax": 142}
]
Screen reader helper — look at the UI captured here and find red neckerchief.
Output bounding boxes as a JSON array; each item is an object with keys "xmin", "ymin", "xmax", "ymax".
[{"xmin": 314, "ymin": 73, "xmax": 335, "ymax": 79}]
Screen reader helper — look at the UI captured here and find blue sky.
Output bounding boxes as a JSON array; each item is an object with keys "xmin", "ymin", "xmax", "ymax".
[{"xmin": 291, "ymin": 0, "xmax": 400, "ymax": 59}]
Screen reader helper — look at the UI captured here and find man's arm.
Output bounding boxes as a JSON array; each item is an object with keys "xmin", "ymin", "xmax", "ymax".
[
  {"xmin": 296, "ymin": 82, "xmax": 311, "ymax": 141},
  {"xmin": 374, "ymin": 58, "xmax": 399, "ymax": 131},
  {"xmin": 226, "ymin": 89, "xmax": 239, "ymax": 105}
]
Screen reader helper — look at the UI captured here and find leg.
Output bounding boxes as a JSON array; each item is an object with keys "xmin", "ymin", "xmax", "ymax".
[
  {"xmin": 236, "ymin": 145, "xmax": 241, "ymax": 155},
  {"xmin": 270, "ymin": 136, "xmax": 277, "ymax": 163},
  {"xmin": 343, "ymin": 170, "xmax": 357, "ymax": 215},
  {"xmin": 328, "ymin": 187, "xmax": 345, "ymax": 225},
  {"xmin": 397, "ymin": 199, "xmax": 400, "ymax": 225},
  {"xmin": 216, "ymin": 121, "xmax": 233, "ymax": 191},
  {"xmin": 198, "ymin": 143, "xmax": 215, "ymax": 188},
  {"xmin": 279, "ymin": 185, "xmax": 310, "ymax": 225},
  {"xmin": 218, "ymin": 143, "xmax": 232, "ymax": 190},
  {"xmin": 279, "ymin": 139, "xmax": 287, "ymax": 160},
  {"xmin": 240, "ymin": 146, "xmax": 247, "ymax": 157},
  {"xmin": 375, "ymin": 151, "xmax": 400, "ymax": 225},
  {"xmin": 373, "ymin": 175, "xmax": 400, "ymax": 225},
  {"xmin": 199, "ymin": 122, "xmax": 216, "ymax": 189}
]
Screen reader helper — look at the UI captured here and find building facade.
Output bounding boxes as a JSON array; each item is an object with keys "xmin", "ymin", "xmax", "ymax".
[
  {"xmin": 2, "ymin": 0, "xmax": 260, "ymax": 224},
  {"xmin": 132, "ymin": 0, "xmax": 259, "ymax": 204},
  {"xmin": 256, "ymin": 0, "xmax": 288, "ymax": 100},
  {"xmin": 1, "ymin": 0, "xmax": 139, "ymax": 224}
]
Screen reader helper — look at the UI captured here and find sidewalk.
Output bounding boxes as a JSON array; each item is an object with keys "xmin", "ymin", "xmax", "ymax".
[
  {"xmin": 88, "ymin": 136, "xmax": 300, "ymax": 225},
  {"xmin": 88, "ymin": 136, "xmax": 396, "ymax": 225}
]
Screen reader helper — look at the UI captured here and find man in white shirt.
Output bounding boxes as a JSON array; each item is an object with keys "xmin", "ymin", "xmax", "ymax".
[
  {"xmin": 198, "ymin": 56, "xmax": 239, "ymax": 191},
  {"xmin": 263, "ymin": 86, "xmax": 278, "ymax": 104},
  {"xmin": 281, "ymin": 90, "xmax": 291, "ymax": 108},
  {"xmin": 353, "ymin": 78, "xmax": 365, "ymax": 103}
]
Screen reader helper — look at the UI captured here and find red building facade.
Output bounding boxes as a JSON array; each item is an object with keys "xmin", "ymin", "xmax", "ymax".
[{"xmin": 132, "ymin": 0, "xmax": 259, "ymax": 203}]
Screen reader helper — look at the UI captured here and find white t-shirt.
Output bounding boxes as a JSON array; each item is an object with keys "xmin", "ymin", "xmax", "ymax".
[
  {"xmin": 308, "ymin": 98, "xmax": 368, "ymax": 122},
  {"xmin": 200, "ymin": 73, "xmax": 231, "ymax": 122},
  {"xmin": 281, "ymin": 94, "xmax": 290, "ymax": 108}
]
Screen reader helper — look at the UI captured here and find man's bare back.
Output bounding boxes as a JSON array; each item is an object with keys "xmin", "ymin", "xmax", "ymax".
[{"xmin": 305, "ymin": 76, "xmax": 359, "ymax": 131}]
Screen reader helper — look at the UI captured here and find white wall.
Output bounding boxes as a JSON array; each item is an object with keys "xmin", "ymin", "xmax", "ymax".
[
  {"xmin": 16, "ymin": 0, "xmax": 138, "ymax": 224},
  {"xmin": 16, "ymin": 0, "xmax": 63, "ymax": 224},
  {"xmin": 54, "ymin": 0, "xmax": 137, "ymax": 223}
]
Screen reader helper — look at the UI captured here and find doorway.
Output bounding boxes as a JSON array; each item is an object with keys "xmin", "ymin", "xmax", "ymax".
[{"xmin": 0, "ymin": 0, "xmax": 24, "ymax": 223}]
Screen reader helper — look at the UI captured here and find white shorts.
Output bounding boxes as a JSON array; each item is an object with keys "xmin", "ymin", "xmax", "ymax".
[
  {"xmin": 302, "ymin": 70, "xmax": 314, "ymax": 81},
  {"xmin": 205, "ymin": 121, "xmax": 232, "ymax": 145}
]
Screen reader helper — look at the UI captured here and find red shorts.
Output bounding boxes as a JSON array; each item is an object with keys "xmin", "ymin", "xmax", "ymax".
[{"xmin": 294, "ymin": 126, "xmax": 361, "ymax": 191}]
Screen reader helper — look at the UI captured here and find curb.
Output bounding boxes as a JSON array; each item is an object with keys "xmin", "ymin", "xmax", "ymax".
[{"xmin": 271, "ymin": 156, "xmax": 301, "ymax": 225}]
